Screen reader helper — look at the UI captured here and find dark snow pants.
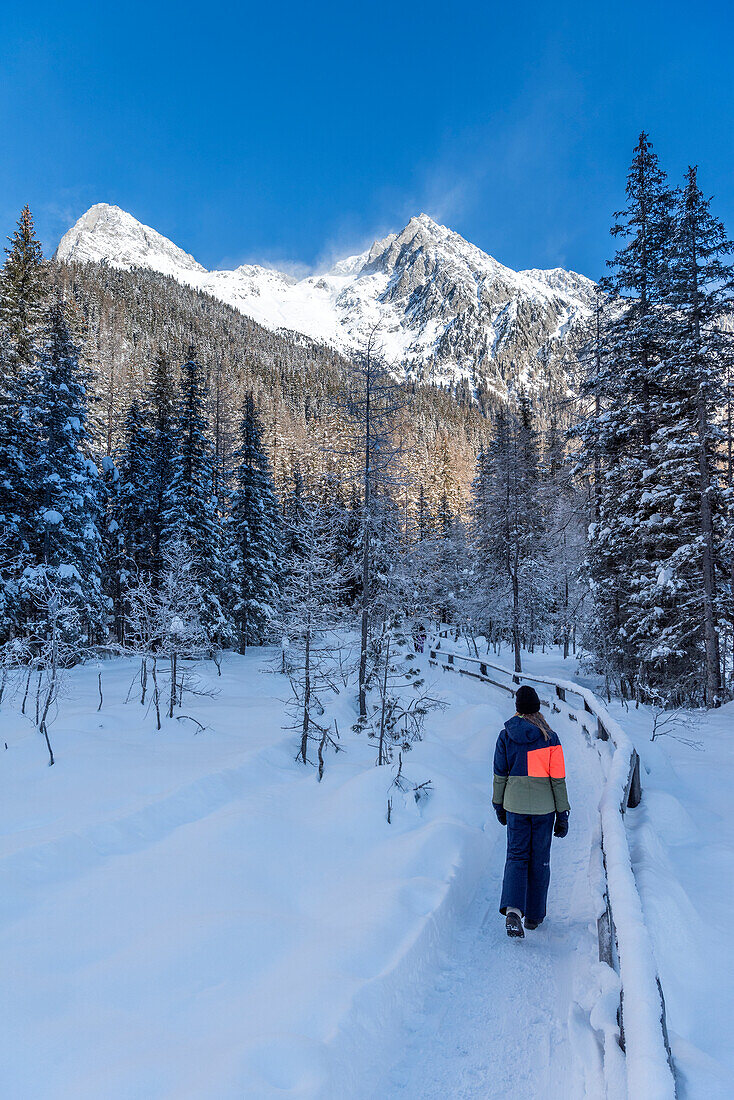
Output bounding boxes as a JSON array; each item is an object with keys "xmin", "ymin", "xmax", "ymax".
[{"xmin": 499, "ymin": 811, "xmax": 555, "ymax": 923}]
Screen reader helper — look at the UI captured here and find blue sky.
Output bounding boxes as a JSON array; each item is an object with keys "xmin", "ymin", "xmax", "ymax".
[{"xmin": 1, "ymin": 0, "xmax": 732, "ymax": 278}]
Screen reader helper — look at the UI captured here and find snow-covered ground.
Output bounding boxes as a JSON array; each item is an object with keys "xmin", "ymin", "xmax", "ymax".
[
  {"xmin": 2, "ymin": 641, "xmax": 728, "ymax": 1098},
  {"xmin": 1, "ymin": 646, "xmax": 490, "ymax": 1099}
]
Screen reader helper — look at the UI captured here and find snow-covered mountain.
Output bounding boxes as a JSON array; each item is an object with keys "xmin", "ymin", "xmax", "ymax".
[
  {"xmin": 57, "ymin": 203, "xmax": 205, "ymax": 277},
  {"xmin": 56, "ymin": 204, "xmax": 595, "ymax": 389}
]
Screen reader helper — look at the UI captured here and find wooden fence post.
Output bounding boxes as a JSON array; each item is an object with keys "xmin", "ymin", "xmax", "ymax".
[{"xmin": 625, "ymin": 749, "xmax": 642, "ymax": 809}]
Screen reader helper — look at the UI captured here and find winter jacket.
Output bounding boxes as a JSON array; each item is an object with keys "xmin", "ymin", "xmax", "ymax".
[{"xmin": 493, "ymin": 716, "xmax": 570, "ymax": 816}]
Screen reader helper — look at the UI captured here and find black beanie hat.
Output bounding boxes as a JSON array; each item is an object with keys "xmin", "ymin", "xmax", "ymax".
[{"xmin": 515, "ymin": 684, "xmax": 541, "ymax": 715}]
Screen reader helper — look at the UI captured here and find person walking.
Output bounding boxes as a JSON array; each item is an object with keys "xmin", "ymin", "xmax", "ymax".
[{"xmin": 492, "ymin": 684, "xmax": 570, "ymax": 938}]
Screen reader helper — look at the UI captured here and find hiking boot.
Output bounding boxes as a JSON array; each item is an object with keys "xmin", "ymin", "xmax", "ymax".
[
  {"xmin": 524, "ymin": 918, "xmax": 543, "ymax": 931},
  {"xmin": 505, "ymin": 911, "xmax": 524, "ymax": 938}
]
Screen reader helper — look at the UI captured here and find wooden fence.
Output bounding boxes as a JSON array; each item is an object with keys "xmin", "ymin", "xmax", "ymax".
[{"xmin": 428, "ymin": 635, "xmax": 676, "ymax": 1097}]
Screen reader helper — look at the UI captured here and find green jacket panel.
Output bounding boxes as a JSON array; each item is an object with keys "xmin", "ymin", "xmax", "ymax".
[{"xmin": 497, "ymin": 774, "xmax": 560, "ymax": 815}]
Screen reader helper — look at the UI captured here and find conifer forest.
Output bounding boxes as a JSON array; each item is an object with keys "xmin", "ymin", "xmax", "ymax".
[{"xmin": 1, "ymin": 135, "xmax": 732, "ymax": 712}]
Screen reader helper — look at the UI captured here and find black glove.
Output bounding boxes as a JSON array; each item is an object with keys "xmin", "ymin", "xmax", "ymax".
[
  {"xmin": 554, "ymin": 811, "xmax": 569, "ymax": 838},
  {"xmin": 493, "ymin": 803, "xmax": 507, "ymax": 826}
]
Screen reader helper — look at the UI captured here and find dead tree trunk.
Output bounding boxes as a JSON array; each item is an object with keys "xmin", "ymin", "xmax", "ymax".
[
  {"xmin": 169, "ymin": 649, "xmax": 177, "ymax": 719},
  {"xmin": 377, "ymin": 634, "xmax": 391, "ymax": 766},
  {"xmin": 298, "ymin": 623, "xmax": 311, "ymax": 764},
  {"xmin": 358, "ymin": 350, "xmax": 372, "ymax": 721}
]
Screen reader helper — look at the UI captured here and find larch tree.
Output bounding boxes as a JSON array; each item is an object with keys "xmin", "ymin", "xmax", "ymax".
[
  {"xmin": 278, "ymin": 487, "xmax": 342, "ymax": 766},
  {"xmin": 342, "ymin": 327, "xmax": 407, "ymax": 718}
]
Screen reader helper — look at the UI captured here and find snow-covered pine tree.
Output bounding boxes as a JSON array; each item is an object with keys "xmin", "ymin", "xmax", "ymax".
[
  {"xmin": 103, "ymin": 398, "xmax": 159, "ymax": 642},
  {"xmin": 469, "ymin": 448, "xmax": 493, "ymax": 557},
  {"xmin": 575, "ymin": 288, "xmax": 611, "ymax": 523},
  {"xmin": 468, "ymin": 424, "xmax": 510, "ymax": 649},
  {"xmin": 417, "ymin": 509, "xmax": 473, "ymax": 629},
  {"xmin": 331, "ymin": 480, "xmax": 362, "ymax": 607},
  {"xmin": 468, "ymin": 395, "xmax": 546, "ymax": 669},
  {"xmin": 0, "ymin": 206, "xmax": 48, "ymax": 371},
  {"xmin": 640, "ymin": 166, "xmax": 734, "ymax": 704},
  {"xmin": 0, "ymin": 331, "xmax": 25, "ymax": 637},
  {"xmin": 116, "ymin": 399, "xmax": 157, "ymax": 574},
  {"xmin": 161, "ymin": 349, "xmax": 231, "ymax": 643},
  {"xmin": 209, "ymin": 357, "xmax": 238, "ymax": 502},
  {"xmin": 0, "ymin": 329, "xmax": 29, "ymax": 637},
  {"xmin": 513, "ymin": 391, "xmax": 554, "ymax": 654},
  {"xmin": 417, "ymin": 484, "xmax": 430, "ymax": 541},
  {"xmin": 0, "ymin": 209, "xmax": 49, "ymax": 637},
  {"xmin": 97, "ymin": 455, "xmax": 126, "ymax": 644},
  {"xmin": 148, "ymin": 351, "xmax": 179, "ymax": 582},
  {"xmin": 583, "ymin": 133, "xmax": 675, "ymax": 696},
  {"xmin": 229, "ymin": 393, "xmax": 281, "ymax": 651},
  {"xmin": 22, "ymin": 300, "xmax": 105, "ymax": 642}
]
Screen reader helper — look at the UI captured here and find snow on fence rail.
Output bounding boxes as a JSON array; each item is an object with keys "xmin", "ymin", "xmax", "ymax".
[{"xmin": 428, "ymin": 635, "xmax": 676, "ymax": 1099}]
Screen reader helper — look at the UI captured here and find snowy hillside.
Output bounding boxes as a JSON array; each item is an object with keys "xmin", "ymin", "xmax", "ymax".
[{"xmin": 55, "ymin": 205, "xmax": 595, "ymax": 387}]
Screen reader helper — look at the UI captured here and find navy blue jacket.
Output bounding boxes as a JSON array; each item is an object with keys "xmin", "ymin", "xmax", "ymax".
[{"xmin": 493, "ymin": 716, "xmax": 571, "ymax": 815}]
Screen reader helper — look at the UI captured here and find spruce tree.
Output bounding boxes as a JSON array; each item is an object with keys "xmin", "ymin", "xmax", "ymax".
[
  {"xmin": 23, "ymin": 301, "xmax": 105, "ymax": 640},
  {"xmin": 641, "ymin": 167, "xmax": 734, "ymax": 703},
  {"xmin": 98, "ymin": 455, "xmax": 127, "ymax": 644},
  {"xmin": 0, "ymin": 208, "xmax": 47, "ymax": 635},
  {"xmin": 583, "ymin": 134, "xmax": 675, "ymax": 695},
  {"xmin": 116, "ymin": 399, "xmax": 157, "ymax": 574},
  {"xmin": 0, "ymin": 330, "xmax": 28, "ymax": 637},
  {"xmin": 161, "ymin": 350, "xmax": 231, "ymax": 642},
  {"xmin": 148, "ymin": 351, "xmax": 179, "ymax": 581},
  {"xmin": 0, "ymin": 328, "xmax": 33, "ymax": 539},
  {"xmin": 229, "ymin": 393, "xmax": 281, "ymax": 651},
  {"xmin": 0, "ymin": 205, "xmax": 48, "ymax": 370}
]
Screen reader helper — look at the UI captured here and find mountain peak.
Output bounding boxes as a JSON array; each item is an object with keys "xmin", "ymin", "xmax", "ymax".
[
  {"xmin": 407, "ymin": 212, "xmax": 442, "ymax": 231},
  {"xmin": 55, "ymin": 204, "xmax": 205, "ymax": 276},
  {"xmin": 53, "ymin": 206, "xmax": 594, "ymax": 389},
  {"xmin": 398, "ymin": 213, "xmax": 450, "ymax": 244}
]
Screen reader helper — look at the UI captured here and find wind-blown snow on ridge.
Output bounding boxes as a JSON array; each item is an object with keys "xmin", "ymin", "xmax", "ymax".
[{"xmin": 56, "ymin": 204, "xmax": 596, "ymax": 387}]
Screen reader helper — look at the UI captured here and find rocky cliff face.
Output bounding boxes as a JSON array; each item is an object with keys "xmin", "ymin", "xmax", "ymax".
[{"xmin": 56, "ymin": 205, "xmax": 595, "ymax": 396}]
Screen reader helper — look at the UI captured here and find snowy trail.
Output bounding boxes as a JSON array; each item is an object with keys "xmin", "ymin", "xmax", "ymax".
[{"xmin": 374, "ymin": 675, "xmax": 607, "ymax": 1100}]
